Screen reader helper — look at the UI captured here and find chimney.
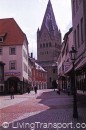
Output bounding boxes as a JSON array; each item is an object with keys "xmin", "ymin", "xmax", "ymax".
[{"xmin": 31, "ymin": 52, "xmax": 33, "ymax": 58}]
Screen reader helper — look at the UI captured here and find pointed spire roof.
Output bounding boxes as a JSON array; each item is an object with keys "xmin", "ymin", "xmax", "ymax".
[{"xmin": 41, "ymin": 0, "xmax": 58, "ymax": 32}]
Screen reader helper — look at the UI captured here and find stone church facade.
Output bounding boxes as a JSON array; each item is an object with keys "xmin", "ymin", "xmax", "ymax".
[{"xmin": 37, "ymin": 0, "xmax": 61, "ymax": 88}]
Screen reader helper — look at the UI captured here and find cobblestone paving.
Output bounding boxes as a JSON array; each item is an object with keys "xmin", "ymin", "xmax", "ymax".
[{"xmin": 0, "ymin": 89, "xmax": 86, "ymax": 130}]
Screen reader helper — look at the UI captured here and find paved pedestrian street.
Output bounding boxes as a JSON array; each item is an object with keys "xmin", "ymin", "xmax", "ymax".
[{"xmin": 0, "ymin": 89, "xmax": 86, "ymax": 130}]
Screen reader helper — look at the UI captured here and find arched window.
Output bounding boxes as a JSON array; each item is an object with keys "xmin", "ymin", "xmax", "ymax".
[
  {"xmin": 43, "ymin": 43, "xmax": 45, "ymax": 48},
  {"xmin": 49, "ymin": 42, "xmax": 51, "ymax": 47},
  {"xmin": 46, "ymin": 43, "xmax": 48, "ymax": 48}
]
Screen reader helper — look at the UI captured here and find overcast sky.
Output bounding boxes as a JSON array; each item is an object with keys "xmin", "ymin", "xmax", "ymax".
[{"xmin": 0, "ymin": 0, "xmax": 72, "ymax": 59}]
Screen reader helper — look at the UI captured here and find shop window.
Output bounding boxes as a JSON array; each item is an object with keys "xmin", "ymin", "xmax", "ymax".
[
  {"xmin": 0, "ymin": 48, "xmax": 2, "ymax": 55},
  {"xmin": 0, "ymin": 86, "xmax": 3, "ymax": 92}
]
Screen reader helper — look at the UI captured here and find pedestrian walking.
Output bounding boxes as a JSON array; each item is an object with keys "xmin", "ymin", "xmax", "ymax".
[
  {"xmin": 27, "ymin": 87, "xmax": 30, "ymax": 94},
  {"xmin": 10, "ymin": 86, "xmax": 14, "ymax": 99},
  {"xmin": 52, "ymin": 80, "xmax": 57, "ymax": 91},
  {"xmin": 34, "ymin": 85, "xmax": 37, "ymax": 94},
  {"xmin": 67, "ymin": 85, "xmax": 70, "ymax": 96},
  {"xmin": 57, "ymin": 83, "xmax": 60, "ymax": 95}
]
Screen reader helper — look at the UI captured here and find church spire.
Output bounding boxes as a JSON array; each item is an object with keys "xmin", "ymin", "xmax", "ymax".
[
  {"xmin": 48, "ymin": 0, "xmax": 51, "ymax": 6},
  {"xmin": 41, "ymin": 0, "xmax": 58, "ymax": 32}
]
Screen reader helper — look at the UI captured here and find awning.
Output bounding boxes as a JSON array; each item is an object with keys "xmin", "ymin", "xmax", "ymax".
[
  {"xmin": 75, "ymin": 57, "xmax": 86, "ymax": 70},
  {"xmin": 0, "ymin": 61, "xmax": 5, "ymax": 65}
]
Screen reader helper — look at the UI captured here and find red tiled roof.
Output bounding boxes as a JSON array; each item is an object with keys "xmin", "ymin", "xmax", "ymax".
[{"xmin": 0, "ymin": 18, "xmax": 25, "ymax": 46}]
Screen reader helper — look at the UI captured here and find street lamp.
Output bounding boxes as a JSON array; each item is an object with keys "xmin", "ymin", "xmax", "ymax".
[{"xmin": 69, "ymin": 46, "xmax": 78, "ymax": 118}]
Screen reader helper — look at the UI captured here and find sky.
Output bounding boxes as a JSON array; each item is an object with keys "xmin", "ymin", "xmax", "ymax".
[{"xmin": 0, "ymin": 0, "xmax": 72, "ymax": 59}]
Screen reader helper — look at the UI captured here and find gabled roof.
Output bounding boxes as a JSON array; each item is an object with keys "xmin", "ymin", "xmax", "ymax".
[
  {"xmin": 63, "ymin": 27, "xmax": 73, "ymax": 41},
  {"xmin": 35, "ymin": 62, "xmax": 47, "ymax": 72},
  {"xmin": 0, "ymin": 18, "xmax": 25, "ymax": 46}
]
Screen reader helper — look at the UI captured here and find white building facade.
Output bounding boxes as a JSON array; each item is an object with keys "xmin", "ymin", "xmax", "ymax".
[{"xmin": 0, "ymin": 18, "xmax": 29, "ymax": 94}]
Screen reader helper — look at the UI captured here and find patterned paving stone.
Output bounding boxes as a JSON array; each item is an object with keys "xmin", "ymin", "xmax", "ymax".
[{"xmin": 0, "ymin": 89, "xmax": 86, "ymax": 130}]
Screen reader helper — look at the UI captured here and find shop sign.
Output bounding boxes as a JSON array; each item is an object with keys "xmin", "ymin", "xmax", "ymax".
[
  {"xmin": 5, "ymin": 72, "xmax": 21, "ymax": 76},
  {"xmin": 64, "ymin": 62, "xmax": 71, "ymax": 73}
]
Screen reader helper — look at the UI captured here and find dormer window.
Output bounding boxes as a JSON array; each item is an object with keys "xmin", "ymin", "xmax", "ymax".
[
  {"xmin": 0, "ymin": 37, "xmax": 3, "ymax": 42},
  {"xmin": 0, "ymin": 33, "xmax": 7, "ymax": 43}
]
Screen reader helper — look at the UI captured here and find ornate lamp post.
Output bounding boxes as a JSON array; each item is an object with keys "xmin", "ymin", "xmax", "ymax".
[{"xmin": 69, "ymin": 46, "xmax": 78, "ymax": 118}]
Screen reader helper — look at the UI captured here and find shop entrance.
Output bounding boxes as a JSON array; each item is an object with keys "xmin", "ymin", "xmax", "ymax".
[{"xmin": 7, "ymin": 77, "xmax": 20, "ymax": 94}]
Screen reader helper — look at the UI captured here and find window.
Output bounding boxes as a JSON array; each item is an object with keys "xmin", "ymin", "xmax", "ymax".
[
  {"xmin": 9, "ymin": 47, "xmax": 16, "ymax": 55},
  {"xmin": 46, "ymin": 43, "xmax": 48, "ymax": 48},
  {"xmin": 0, "ymin": 66, "xmax": 3, "ymax": 81},
  {"xmin": 77, "ymin": 24, "xmax": 80, "ymax": 47},
  {"xmin": 40, "ymin": 44, "xmax": 42, "ymax": 48},
  {"xmin": 43, "ymin": 43, "xmax": 45, "ymax": 48},
  {"xmin": 81, "ymin": 18, "xmax": 84, "ymax": 43},
  {"xmin": 0, "ymin": 48, "xmax": 2, "ymax": 55},
  {"xmin": 24, "ymin": 63, "xmax": 27, "ymax": 73},
  {"xmin": 53, "ymin": 69, "xmax": 56, "ymax": 73},
  {"xmin": 23, "ymin": 50, "xmax": 27, "ymax": 60},
  {"xmin": 45, "ymin": 51, "xmax": 48, "ymax": 54},
  {"xmin": 0, "ymin": 37, "xmax": 3, "ymax": 42},
  {"xmin": 49, "ymin": 42, "xmax": 51, "ymax": 47},
  {"xmin": 9, "ymin": 60, "xmax": 16, "ymax": 70}
]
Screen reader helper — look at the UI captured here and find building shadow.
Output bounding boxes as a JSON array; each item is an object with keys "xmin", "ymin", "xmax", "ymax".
[
  {"xmin": 1, "ymin": 90, "xmax": 86, "ymax": 130},
  {"xmin": 1, "ymin": 107, "xmax": 86, "ymax": 130}
]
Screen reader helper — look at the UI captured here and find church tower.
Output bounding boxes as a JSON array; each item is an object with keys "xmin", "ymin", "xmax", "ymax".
[{"xmin": 37, "ymin": 0, "xmax": 61, "ymax": 88}]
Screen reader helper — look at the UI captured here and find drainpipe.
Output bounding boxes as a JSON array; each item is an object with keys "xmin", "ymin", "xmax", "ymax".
[{"xmin": 83, "ymin": 0, "xmax": 86, "ymax": 49}]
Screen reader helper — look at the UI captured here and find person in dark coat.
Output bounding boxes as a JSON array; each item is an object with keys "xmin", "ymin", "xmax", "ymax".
[
  {"xmin": 34, "ymin": 85, "xmax": 37, "ymax": 94},
  {"xmin": 67, "ymin": 85, "xmax": 71, "ymax": 96},
  {"xmin": 27, "ymin": 87, "xmax": 30, "ymax": 94},
  {"xmin": 10, "ymin": 86, "xmax": 14, "ymax": 99},
  {"xmin": 52, "ymin": 80, "xmax": 57, "ymax": 91}
]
